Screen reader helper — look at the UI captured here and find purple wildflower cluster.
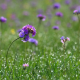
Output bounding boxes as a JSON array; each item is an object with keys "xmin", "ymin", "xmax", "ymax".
[
  {"xmin": 28, "ymin": 38, "xmax": 38, "ymax": 46},
  {"xmin": 19, "ymin": 24, "xmax": 36, "ymax": 42},
  {"xmin": 55, "ymin": 12, "xmax": 63, "ymax": 17},
  {"xmin": 72, "ymin": 16, "xmax": 78, "ymax": 21},
  {"xmin": 0, "ymin": 16, "xmax": 7, "ymax": 23},
  {"xmin": 73, "ymin": 10, "xmax": 80, "ymax": 14},
  {"xmin": 37, "ymin": 14, "xmax": 46, "ymax": 21},
  {"xmin": 52, "ymin": 26, "xmax": 59, "ymax": 30},
  {"xmin": 65, "ymin": 0, "xmax": 71, "ymax": 5},
  {"xmin": 23, "ymin": 63, "xmax": 29, "ymax": 70},
  {"xmin": 23, "ymin": 63, "xmax": 29, "ymax": 67},
  {"xmin": 60, "ymin": 36, "xmax": 70, "ymax": 44},
  {"xmin": 53, "ymin": 3, "xmax": 61, "ymax": 9}
]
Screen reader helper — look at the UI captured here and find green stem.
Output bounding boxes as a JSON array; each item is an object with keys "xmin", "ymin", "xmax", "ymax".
[
  {"xmin": 0, "ymin": 22, "xmax": 2, "ymax": 48},
  {"xmin": 77, "ymin": 14, "xmax": 80, "ymax": 53},
  {"xmin": 25, "ymin": 42, "xmax": 26, "ymax": 61},
  {"xmin": 63, "ymin": 42, "xmax": 65, "ymax": 54},
  {"xmin": 6, "ymin": 37, "xmax": 20, "ymax": 65},
  {"xmin": 0, "ymin": 22, "xmax": 2, "ymax": 60}
]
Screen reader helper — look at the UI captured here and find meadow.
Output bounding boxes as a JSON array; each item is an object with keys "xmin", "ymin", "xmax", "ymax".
[{"xmin": 0, "ymin": 0, "xmax": 80, "ymax": 80}]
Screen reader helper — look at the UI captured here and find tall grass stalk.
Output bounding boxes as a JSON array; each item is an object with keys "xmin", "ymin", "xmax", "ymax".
[
  {"xmin": 6, "ymin": 37, "xmax": 20, "ymax": 65},
  {"xmin": 77, "ymin": 14, "xmax": 80, "ymax": 53}
]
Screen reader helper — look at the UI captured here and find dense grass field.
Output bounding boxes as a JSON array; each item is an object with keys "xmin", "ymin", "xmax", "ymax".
[{"xmin": 0, "ymin": 0, "xmax": 80, "ymax": 80}]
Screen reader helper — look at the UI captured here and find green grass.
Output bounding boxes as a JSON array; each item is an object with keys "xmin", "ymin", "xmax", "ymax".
[{"xmin": 0, "ymin": 0, "xmax": 80, "ymax": 80}]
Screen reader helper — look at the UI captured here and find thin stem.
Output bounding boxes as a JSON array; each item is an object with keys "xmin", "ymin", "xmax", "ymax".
[
  {"xmin": 0, "ymin": 22, "xmax": 2, "ymax": 40},
  {"xmin": 77, "ymin": 14, "xmax": 80, "ymax": 53},
  {"xmin": 25, "ymin": 42, "xmax": 26, "ymax": 61},
  {"xmin": 6, "ymin": 37, "xmax": 20, "ymax": 65},
  {"xmin": 63, "ymin": 42, "xmax": 65, "ymax": 54},
  {"xmin": 0, "ymin": 22, "xmax": 2, "ymax": 46},
  {"xmin": 38, "ymin": 19, "xmax": 42, "ymax": 28},
  {"xmin": 0, "ymin": 22, "xmax": 2, "ymax": 59}
]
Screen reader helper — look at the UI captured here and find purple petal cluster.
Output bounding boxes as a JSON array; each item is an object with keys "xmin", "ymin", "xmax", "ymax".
[
  {"xmin": 73, "ymin": 10, "xmax": 80, "ymax": 14},
  {"xmin": 53, "ymin": 3, "xmax": 60, "ymax": 9},
  {"xmin": 72, "ymin": 16, "xmax": 78, "ymax": 21},
  {"xmin": 28, "ymin": 38, "xmax": 38, "ymax": 46},
  {"xmin": 55, "ymin": 12, "xmax": 63, "ymax": 17},
  {"xmin": 52, "ymin": 26, "xmax": 59, "ymax": 30},
  {"xmin": 1, "ymin": 3, "xmax": 7, "ymax": 10},
  {"xmin": 37, "ymin": 14, "xmax": 46, "ymax": 21},
  {"xmin": 60, "ymin": 36, "xmax": 70, "ymax": 44},
  {"xmin": 23, "ymin": 63, "xmax": 29, "ymax": 70},
  {"xmin": 19, "ymin": 24, "xmax": 36, "ymax": 42},
  {"xmin": 23, "ymin": 63, "xmax": 29, "ymax": 67},
  {"xmin": 65, "ymin": 0, "xmax": 71, "ymax": 5},
  {"xmin": 0, "ymin": 16, "xmax": 7, "ymax": 23}
]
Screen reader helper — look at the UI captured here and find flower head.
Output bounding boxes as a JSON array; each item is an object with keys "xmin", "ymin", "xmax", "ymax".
[
  {"xmin": 28, "ymin": 38, "xmax": 38, "ymax": 45},
  {"xmin": 37, "ymin": 14, "xmax": 46, "ymax": 21},
  {"xmin": 23, "ymin": 63, "xmax": 29, "ymax": 70},
  {"xmin": 55, "ymin": 12, "xmax": 63, "ymax": 17},
  {"xmin": 65, "ymin": 0, "xmax": 71, "ymax": 5},
  {"xmin": 22, "ymin": 35, "xmax": 29, "ymax": 42},
  {"xmin": 52, "ymin": 26, "xmax": 59, "ymax": 30},
  {"xmin": 1, "ymin": 3, "xmax": 7, "ymax": 10},
  {"xmin": 60, "ymin": 36, "xmax": 64, "ymax": 40},
  {"xmin": 19, "ymin": 24, "xmax": 36, "ymax": 42},
  {"xmin": 53, "ymin": 3, "xmax": 60, "ymax": 9},
  {"xmin": 19, "ymin": 30, "xmax": 25, "ymax": 38},
  {"xmin": 72, "ymin": 16, "xmax": 78, "ymax": 21},
  {"xmin": 73, "ymin": 10, "xmax": 80, "ymax": 14},
  {"xmin": 60, "ymin": 36, "xmax": 70, "ymax": 44},
  {"xmin": 0, "ymin": 16, "xmax": 7, "ymax": 23},
  {"xmin": 73, "ymin": 10, "xmax": 78, "ymax": 14},
  {"xmin": 22, "ymin": 24, "xmax": 36, "ymax": 37},
  {"xmin": 66, "ymin": 37, "xmax": 70, "ymax": 41},
  {"xmin": 23, "ymin": 63, "xmax": 29, "ymax": 67}
]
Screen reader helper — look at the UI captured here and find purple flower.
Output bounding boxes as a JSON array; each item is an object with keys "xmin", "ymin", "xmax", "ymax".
[
  {"xmin": 55, "ymin": 12, "xmax": 63, "ymax": 17},
  {"xmin": 73, "ymin": 10, "xmax": 78, "ymax": 14},
  {"xmin": 0, "ymin": 3, "xmax": 7, "ymax": 10},
  {"xmin": 76, "ymin": 6, "xmax": 80, "ymax": 11},
  {"xmin": 37, "ymin": 14, "xmax": 46, "ymax": 21},
  {"xmin": 65, "ymin": 0, "xmax": 71, "ymax": 5},
  {"xmin": 66, "ymin": 37, "xmax": 70, "ymax": 41},
  {"xmin": 23, "ymin": 63, "xmax": 29, "ymax": 67},
  {"xmin": 60, "ymin": 36, "xmax": 64, "ymax": 40},
  {"xmin": 28, "ymin": 38, "xmax": 38, "ymax": 46},
  {"xmin": 19, "ymin": 30, "xmax": 25, "ymax": 38},
  {"xmin": 52, "ymin": 26, "xmax": 59, "ymax": 30},
  {"xmin": 72, "ymin": 16, "xmax": 78, "ymax": 21},
  {"xmin": 73, "ymin": 10, "xmax": 80, "ymax": 14},
  {"xmin": 53, "ymin": 3, "xmax": 60, "ymax": 9},
  {"xmin": 23, "ymin": 63, "xmax": 29, "ymax": 70},
  {"xmin": 19, "ymin": 24, "xmax": 36, "ymax": 42},
  {"xmin": 22, "ymin": 35, "xmax": 29, "ymax": 42},
  {"xmin": 60, "ymin": 36, "xmax": 70, "ymax": 44},
  {"xmin": 0, "ymin": 16, "xmax": 7, "ymax": 23}
]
